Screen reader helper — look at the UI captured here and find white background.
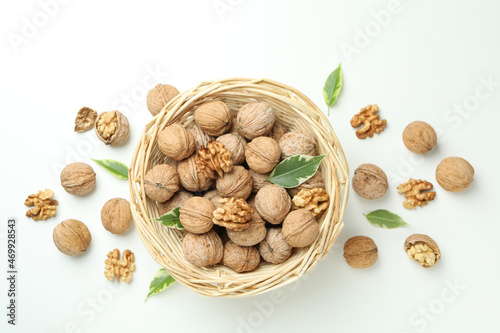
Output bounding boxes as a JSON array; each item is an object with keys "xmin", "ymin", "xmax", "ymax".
[{"xmin": 1, "ymin": 0, "xmax": 499, "ymax": 332}]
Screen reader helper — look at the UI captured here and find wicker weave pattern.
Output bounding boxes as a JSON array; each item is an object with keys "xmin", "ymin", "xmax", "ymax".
[{"xmin": 129, "ymin": 78, "xmax": 349, "ymax": 297}]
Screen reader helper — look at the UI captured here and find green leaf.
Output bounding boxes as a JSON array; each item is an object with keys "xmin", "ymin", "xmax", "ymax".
[
  {"xmin": 323, "ymin": 63, "xmax": 343, "ymax": 113},
  {"xmin": 154, "ymin": 207, "xmax": 184, "ymax": 230},
  {"xmin": 91, "ymin": 158, "xmax": 129, "ymax": 179},
  {"xmin": 266, "ymin": 154, "xmax": 326, "ymax": 188},
  {"xmin": 363, "ymin": 209, "xmax": 409, "ymax": 229},
  {"xmin": 145, "ymin": 268, "xmax": 176, "ymax": 302}
]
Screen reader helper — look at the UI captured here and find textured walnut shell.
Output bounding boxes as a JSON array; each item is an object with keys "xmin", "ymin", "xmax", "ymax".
[
  {"xmin": 269, "ymin": 121, "xmax": 289, "ymax": 142},
  {"xmin": 53, "ymin": 219, "xmax": 91, "ymax": 256},
  {"xmin": 343, "ymin": 236, "xmax": 378, "ymax": 269},
  {"xmin": 352, "ymin": 163, "xmax": 388, "ymax": 200},
  {"xmin": 182, "ymin": 230, "xmax": 223, "ymax": 267},
  {"xmin": 237, "ymin": 102, "xmax": 276, "ymax": 140},
  {"xmin": 246, "ymin": 137, "xmax": 281, "ymax": 173},
  {"xmin": 222, "ymin": 241, "xmax": 260, "ymax": 273},
  {"xmin": 179, "ymin": 197, "xmax": 215, "ymax": 234},
  {"xmin": 255, "ymin": 185, "xmax": 291, "ymax": 224},
  {"xmin": 188, "ymin": 123, "xmax": 213, "ymax": 151},
  {"xmin": 217, "ymin": 133, "xmax": 247, "ymax": 165},
  {"xmin": 158, "ymin": 124, "xmax": 195, "ymax": 161},
  {"xmin": 74, "ymin": 107, "xmax": 97, "ymax": 132},
  {"xmin": 436, "ymin": 157, "xmax": 474, "ymax": 192},
  {"xmin": 101, "ymin": 198, "xmax": 133, "ymax": 234},
  {"xmin": 259, "ymin": 228, "xmax": 293, "ymax": 264},
  {"xmin": 203, "ymin": 190, "xmax": 224, "ymax": 209},
  {"xmin": 288, "ymin": 170, "xmax": 324, "ymax": 197},
  {"xmin": 194, "ymin": 100, "xmax": 232, "ymax": 136},
  {"xmin": 282, "ymin": 209, "xmax": 319, "ymax": 247},
  {"xmin": 177, "ymin": 155, "xmax": 214, "ymax": 192},
  {"xmin": 403, "ymin": 234, "xmax": 441, "ymax": 268},
  {"xmin": 158, "ymin": 189, "xmax": 194, "ymax": 215},
  {"xmin": 60, "ymin": 162, "xmax": 96, "ymax": 196},
  {"xmin": 227, "ymin": 209, "xmax": 266, "ymax": 246},
  {"xmin": 144, "ymin": 164, "xmax": 179, "ymax": 202},
  {"xmin": 216, "ymin": 166, "xmax": 253, "ymax": 200},
  {"xmin": 402, "ymin": 121, "xmax": 437, "ymax": 154},
  {"xmin": 249, "ymin": 170, "xmax": 271, "ymax": 194},
  {"xmin": 147, "ymin": 84, "xmax": 179, "ymax": 116},
  {"xmin": 278, "ymin": 130, "xmax": 317, "ymax": 159},
  {"xmin": 95, "ymin": 111, "xmax": 130, "ymax": 146}
]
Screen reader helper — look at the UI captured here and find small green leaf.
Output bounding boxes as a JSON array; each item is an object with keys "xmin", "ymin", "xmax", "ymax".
[
  {"xmin": 145, "ymin": 268, "xmax": 176, "ymax": 302},
  {"xmin": 154, "ymin": 207, "xmax": 184, "ymax": 230},
  {"xmin": 363, "ymin": 209, "xmax": 409, "ymax": 229},
  {"xmin": 91, "ymin": 158, "xmax": 129, "ymax": 179},
  {"xmin": 323, "ymin": 63, "xmax": 343, "ymax": 113},
  {"xmin": 266, "ymin": 154, "xmax": 326, "ymax": 188}
]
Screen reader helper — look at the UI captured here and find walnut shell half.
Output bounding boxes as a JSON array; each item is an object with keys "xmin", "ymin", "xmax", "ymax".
[
  {"xmin": 53, "ymin": 219, "xmax": 92, "ymax": 256},
  {"xmin": 95, "ymin": 111, "xmax": 130, "ymax": 145},
  {"xmin": 404, "ymin": 234, "xmax": 441, "ymax": 268}
]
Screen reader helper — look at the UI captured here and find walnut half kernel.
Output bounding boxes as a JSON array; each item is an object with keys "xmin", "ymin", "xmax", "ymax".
[
  {"xmin": 404, "ymin": 234, "xmax": 441, "ymax": 268},
  {"xmin": 24, "ymin": 189, "xmax": 58, "ymax": 221},
  {"xmin": 104, "ymin": 249, "xmax": 136, "ymax": 282}
]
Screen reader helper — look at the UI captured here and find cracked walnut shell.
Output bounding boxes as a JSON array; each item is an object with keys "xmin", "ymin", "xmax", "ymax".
[
  {"xmin": 397, "ymin": 178, "xmax": 436, "ymax": 209},
  {"xmin": 104, "ymin": 249, "xmax": 136, "ymax": 282},
  {"xmin": 222, "ymin": 241, "xmax": 260, "ymax": 273},
  {"xmin": 74, "ymin": 107, "xmax": 97, "ymax": 132},
  {"xmin": 237, "ymin": 101, "xmax": 275, "ymax": 140},
  {"xmin": 402, "ymin": 121, "xmax": 437, "ymax": 154},
  {"xmin": 350, "ymin": 104, "xmax": 387, "ymax": 139},
  {"xmin": 194, "ymin": 100, "xmax": 232, "ymax": 136},
  {"xmin": 212, "ymin": 197, "xmax": 254, "ymax": 231},
  {"xmin": 178, "ymin": 154, "xmax": 214, "ymax": 192},
  {"xmin": 352, "ymin": 163, "xmax": 388, "ymax": 200},
  {"xmin": 258, "ymin": 228, "xmax": 292, "ymax": 264},
  {"xmin": 343, "ymin": 236, "xmax": 378, "ymax": 269},
  {"xmin": 182, "ymin": 230, "xmax": 223, "ymax": 268},
  {"xmin": 282, "ymin": 209, "xmax": 319, "ymax": 248},
  {"xmin": 179, "ymin": 197, "xmax": 215, "ymax": 234},
  {"xmin": 404, "ymin": 234, "xmax": 440, "ymax": 268},
  {"xmin": 217, "ymin": 133, "xmax": 247, "ymax": 165},
  {"xmin": 246, "ymin": 136, "xmax": 281, "ymax": 173},
  {"xmin": 216, "ymin": 166, "xmax": 253, "ymax": 200},
  {"xmin": 25, "ymin": 189, "xmax": 58, "ymax": 221},
  {"xmin": 101, "ymin": 198, "xmax": 133, "ymax": 234},
  {"xmin": 196, "ymin": 140, "xmax": 233, "ymax": 178},
  {"xmin": 436, "ymin": 157, "xmax": 474, "ymax": 192},
  {"xmin": 278, "ymin": 130, "xmax": 317, "ymax": 160},
  {"xmin": 144, "ymin": 164, "xmax": 179, "ymax": 202},
  {"xmin": 53, "ymin": 219, "xmax": 91, "ymax": 256},
  {"xmin": 95, "ymin": 111, "xmax": 130, "ymax": 145},
  {"xmin": 158, "ymin": 124, "xmax": 195, "ymax": 161},
  {"xmin": 292, "ymin": 188, "xmax": 330, "ymax": 217},
  {"xmin": 60, "ymin": 162, "xmax": 96, "ymax": 196},
  {"xmin": 255, "ymin": 185, "xmax": 291, "ymax": 224},
  {"xmin": 147, "ymin": 84, "xmax": 179, "ymax": 116}
]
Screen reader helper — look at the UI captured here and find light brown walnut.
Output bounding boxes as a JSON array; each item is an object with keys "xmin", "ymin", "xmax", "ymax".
[
  {"xmin": 194, "ymin": 100, "xmax": 232, "ymax": 136},
  {"xmin": 95, "ymin": 111, "xmax": 130, "ymax": 145},
  {"xmin": 278, "ymin": 130, "xmax": 317, "ymax": 159},
  {"xmin": 404, "ymin": 234, "xmax": 441, "ymax": 268},
  {"xmin": 258, "ymin": 228, "xmax": 292, "ymax": 264},
  {"xmin": 53, "ymin": 219, "xmax": 91, "ymax": 256},
  {"xmin": 227, "ymin": 209, "xmax": 266, "ymax": 246},
  {"xmin": 60, "ymin": 162, "xmax": 96, "ymax": 196},
  {"xmin": 282, "ymin": 209, "xmax": 319, "ymax": 248},
  {"xmin": 196, "ymin": 140, "xmax": 233, "ymax": 178},
  {"xmin": 249, "ymin": 170, "xmax": 270, "ymax": 194},
  {"xmin": 144, "ymin": 164, "xmax": 179, "ymax": 202},
  {"xmin": 237, "ymin": 101, "xmax": 275, "ymax": 140},
  {"xmin": 397, "ymin": 178, "xmax": 436, "ymax": 209},
  {"xmin": 245, "ymin": 136, "xmax": 281, "ymax": 173},
  {"xmin": 216, "ymin": 166, "xmax": 253, "ymax": 200},
  {"xmin": 179, "ymin": 197, "xmax": 215, "ymax": 234},
  {"xmin": 104, "ymin": 249, "xmax": 136, "ymax": 282},
  {"xmin": 212, "ymin": 197, "xmax": 253, "ymax": 231},
  {"xmin": 436, "ymin": 157, "xmax": 474, "ymax": 192},
  {"xmin": 101, "ymin": 198, "xmax": 133, "ymax": 234},
  {"xmin": 402, "ymin": 121, "xmax": 437, "ymax": 154},
  {"xmin": 255, "ymin": 185, "xmax": 291, "ymax": 224},
  {"xmin": 292, "ymin": 188, "xmax": 330, "ymax": 217},
  {"xmin": 222, "ymin": 241, "xmax": 260, "ymax": 273},
  {"xmin": 158, "ymin": 190, "xmax": 194, "ymax": 215},
  {"xmin": 24, "ymin": 189, "xmax": 58, "ymax": 221},
  {"xmin": 74, "ymin": 107, "xmax": 97, "ymax": 132},
  {"xmin": 182, "ymin": 230, "xmax": 223, "ymax": 268},
  {"xmin": 158, "ymin": 124, "xmax": 195, "ymax": 161},
  {"xmin": 343, "ymin": 236, "xmax": 378, "ymax": 269},
  {"xmin": 203, "ymin": 190, "xmax": 224, "ymax": 209},
  {"xmin": 217, "ymin": 133, "xmax": 247, "ymax": 165},
  {"xmin": 146, "ymin": 84, "xmax": 179, "ymax": 116},
  {"xmin": 352, "ymin": 163, "xmax": 388, "ymax": 200},
  {"xmin": 350, "ymin": 104, "xmax": 387, "ymax": 139},
  {"xmin": 269, "ymin": 121, "xmax": 289, "ymax": 142},
  {"xmin": 177, "ymin": 155, "xmax": 214, "ymax": 192}
]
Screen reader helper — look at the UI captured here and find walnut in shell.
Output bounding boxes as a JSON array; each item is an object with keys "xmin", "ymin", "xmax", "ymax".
[
  {"xmin": 101, "ymin": 198, "xmax": 133, "ymax": 234},
  {"xmin": 217, "ymin": 133, "xmax": 247, "ymax": 165},
  {"xmin": 53, "ymin": 219, "xmax": 92, "ymax": 256},
  {"xmin": 95, "ymin": 111, "xmax": 130, "ymax": 145},
  {"xmin": 249, "ymin": 169, "xmax": 270, "ymax": 194},
  {"xmin": 287, "ymin": 170, "xmax": 324, "ymax": 197},
  {"xmin": 404, "ymin": 234, "xmax": 441, "ymax": 268},
  {"xmin": 144, "ymin": 164, "xmax": 179, "ymax": 202},
  {"xmin": 436, "ymin": 157, "xmax": 474, "ymax": 192},
  {"xmin": 278, "ymin": 130, "xmax": 317, "ymax": 159},
  {"xmin": 343, "ymin": 236, "xmax": 378, "ymax": 269},
  {"xmin": 402, "ymin": 121, "xmax": 437, "ymax": 154},
  {"xmin": 74, "ymin": 107, "xmax": 97, "ymax": 132},
  {"xmin": 255, "ymin": 185, "xmax": 291, "ymax": 224},
  {"xmin": 194, "ymin": 100, "xmax": 232, "ymax": 136},
  {"xmin": 60, "ymin": 162, "xmax": 96, "ymax": 196},
  {"xmin": 216, "ymin": 166, "xmax": 253, "ymax": 200},
  {"xmin": 203, "ymin": 190, "xmax": 224, "ymax": 209},
  {"xmin": 269, "ymin": 121, "xmax": 289, "ymax": 142},
  {"xmin": 282, "ymin": 209, "xmax": 319, "ymax": 247},
  {"xmin": 158, "ymin": 124, "xmax": 195, "ymax": 161},
  {"xmin": 146, "ymin": 84, "xmax": 179, "ymax": 116},
  {"xmin": 237, "ymin": 101, "xmax": 276, "ymax": 140},
  {"xmin": 182, "ymin": 230, "xmax": 223, "ymax": 267},
  {"xmin": 222, "ymin": 241, "xmax": 260, "ymax": 273},
  {"xmin": 226, "ymin": 209, "xmax": 266, "ymax": 246},
  {"xmin": 179, "ymin": 197, "xmax": 215, "ymax": 234},
  {"xmin": 158, "ymin": 189, "xmax": 194, "ymax": 215},
  {"xmin": 258, "ymin": 228, "xmax": 293, "ymax": 264},
  {"xmin": 177, "ymin": 155, "xmax": 214, "ymax": 192},
  {"xmin": 245, "ymin": 136, "xmax": 281, "ymax": 173},
  {"xmin": 352, "ymin": 163, "xmax": 388, "ymax": 200},
  {"xmin": 188, "ymin": 123, "xmax": 213, "ymax": 151}
]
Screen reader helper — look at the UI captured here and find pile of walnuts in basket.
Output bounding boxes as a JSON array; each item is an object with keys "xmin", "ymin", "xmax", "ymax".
[{"xmin": 143, "ymin": 100, "xmax": 330, "ymax": 273}]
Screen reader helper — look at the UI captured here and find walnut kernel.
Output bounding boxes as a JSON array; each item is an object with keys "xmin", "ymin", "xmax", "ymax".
[
  {"xmin": 60, "ymin": 162, "xmax": 96, "ymax": 196},
  {"xmin": 404, "ymin": 234, "xmax": 441, "ymax": 268},
  {"xmin": 436, "ymin": 157, "xmax": 474, "ymax": 192},
  {"xmin": 158, "ymin": 124, "xmax": 195, "ymax": 161},
  {"xmin": 258, "ymin": 228, "xmax": 293, "ymax": 264},
  {"xmin": 101, "ymin": 198, "xmax": 133, "ymax": 234},
  {"xmin": 237, "ymin": 101, "xmax": 276, "ymax": 140},
  {"xmin": 343, "ymin": 236, "xmax": 378, "ymax": 269},
  {"xmin": 402, "ymin": 121, "xmax": 437, "ymax": 154},
  {"xmin": 144, "ymin": 164, "xmax": 179, "ymax": 202},
  {"xmin": 352, "ymin": 163, "xmax": 388, "ymax": 200},
  {"xmin": 292, "ymin": 188, "xmax": 330, "ymax": 217},
  {"xmin": 212, "ymin": 197, "xmax": 253, "ymax": 231},
  {"xmin": 147, "ymin": 84, "xmax": 179, "ymax": 116},
  {"xmin": 182, "ymin": 230, "xmax": 223, "ymax": 267},
  {"xmin": 194, "ymin": 100, "xmax": 232, "ymax": 136},
  {"xmin": 179, "ymin": 197, "xmax": 215, "ymax": 234},
  {"xmin": 397, "ymin": 179, "xmax": 436, "ymax": 209},
  {"xmin": 350, "ymin": 104, "xmax": 387, "ymax": 139},
  {"xmin": 282, "ymin": 209, "xmax": 319, "ymax": 247},
  {"xmin": 95, "ymin": 111, "xmax": 130, "ymax": 145},
  {"xmin": 104, "ymin": 249, "xmax": 136, "ymax": 282},
  {"xmin": 53, "ymin": 219, "xmax": 92, "ymax": 256},
  {"xmin": 255, "ymin": 185, "xmax": 291, "ymax": 224},
  {"xmin": 24, "ymin": 189, "xmax": 58, "ymax": 221},
  {"xmin": 196, "ymin": 140, "xmax": 233, "ymax": 178},
  {"xmin": 246, "ymin": 136, "xmax": 281, "ymax": 173},
  {"xmin": 222, "ymin": 241, "xmax": 260, "ymax": 273}
]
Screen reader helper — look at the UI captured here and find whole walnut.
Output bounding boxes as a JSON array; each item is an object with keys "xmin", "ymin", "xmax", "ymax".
[
  {"xmin": 288, "ymin": 170, "xmax": 324, "ymax": 197},
  {"xmin": 159, "ymin": 190, "xmax": 194, "ymax": 215},
  {"xmin": 343, "ymin": 236, "xmax": 378, "ymax": 269},
  {"xmin": 60, "ymin": 162, "xmax": 96, "ymax": 196},
  {"xmin": 255, "ymin": 185, "xmax": 291, "ymax": 224},
  {"xmin": 246, "ymin": 137, "xmax": 281, "ymax": 173},
  {"xmin": 402, "ymin": 121, "xmax": 437, "ymax": 154},
  {"xmin": 282, "ymin": 209, "xmax": 319, "ymax": 247},
  {"xmin": 227, "ymin": 209, "xmax": 266, "ymax": 246},
  {"xmin": 53, "ymin": 219, "xmax": 91, "ymax": 256},
  {"xmin": 188, "ymin": 123, "xmax": 213, "ymax": 151},
  {"xmin": 216, "ymin": 166, "xmax": 253, "ymax": 200},
  {"xmin": 249, "ymin": 169, "xmax": 270, "ymax": 194},
  {"xmin": 179, "ymin": 197, "xmax": 215, "ymax": 234},
  {"xmin": 278, "ymin": 130, "xmax": 317, "ymax": 159},
  {"xmin": 217, "ymin": 133, "xmax": 247, "ymax": 165},
  {"xmin": 182, "ymin": 230, "xmax": 223, "ymax": 268},
  {"xmin": 352, "ymin": 163, "xmax": 388, "ymax": 200},
  {"xmin": 146, "ymin": 84, "xmax": 180, "ymax": 116},
  {"xmin": 258, "ymin": 228, "xmax": 293, "ymax": 264},
  {"xmin": 95, "ymin": 111, "xmax": 130, "ymax": 145},
  {"xmin": 144, "ymin": 164, "xmax": 179, "ymax": 202},
  {"xmin": 436, "ymin": 157, "xmax": 474, "ymax": 192},
  {"xmin": 237, "ymin": 101, "xmax": 276, "ymax": 140},
  {"xmin": 222, "ymin": 241, "xmax": 260, "ymax": 273},
  {"xmin": 177, "ymin": 155, "xmax": 214, "ymax": 192},
  {"xmin": 194, "ymin": 100, "xmax": 232, "ymax": 136},
  {"xmin": 203, "ymin": 190, "xmax": 224, "ymax": 209},
  {"xmin": 269, "ymin": 121, "xmax": 289, "ymax": 142},
  {"xmin": 158, "ymin": 124, "xmax": 195, "ymax": 161},
  {"xmin": 101, "ymin": 198, "xmax": 133, "ymax": 234}
]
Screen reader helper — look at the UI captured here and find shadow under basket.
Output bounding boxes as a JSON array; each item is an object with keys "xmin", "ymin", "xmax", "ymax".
[{"xmin": 129, "ymin": 78, "xmax": 349, "ymax": 298}]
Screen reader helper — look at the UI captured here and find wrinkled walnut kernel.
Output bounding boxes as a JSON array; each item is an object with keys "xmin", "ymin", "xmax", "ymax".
[
  {"xmin": 350, "ymin": 104, "xmax": 387, "ymax": 139},
  {"xmin": 196, "ymin": 140, "xmax": 233, "ymax": 178},
  {"xmin": 292, "ymin": 188, "xmax": 330, "ymax": 217},
  {"xmin": 25, "ymin": 189, "xmax": 58, "ymax": 221},
  {"xmin": 213, "ymin": 197, "xmax": 253, "ymax": 231},
  {"xmin": 404, "ymin": 234, "xmax": 441, "ymax": 268},
  {"xmin": 397, "ymin": 179, "xmax": 436, "ymax": 209},
  {"xmin": 104, "ymin": 249, "xmax": 136, "ymax": 282}
]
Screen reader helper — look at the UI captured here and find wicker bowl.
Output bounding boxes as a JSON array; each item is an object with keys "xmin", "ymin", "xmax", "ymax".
[{"xmin": 129, "ymin": 78, "xmax": 349, "ymax": 298}]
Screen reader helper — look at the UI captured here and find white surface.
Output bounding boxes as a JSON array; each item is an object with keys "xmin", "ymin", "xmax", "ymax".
[{"xmin": 1, "ymin": 0, "xmax": 499, "ymax": 332}]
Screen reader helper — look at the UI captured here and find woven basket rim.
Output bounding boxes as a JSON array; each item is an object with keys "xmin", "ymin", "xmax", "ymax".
[{"xmin": 129, "ymin": 77, "xmax": 349, "ymax": 298}]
